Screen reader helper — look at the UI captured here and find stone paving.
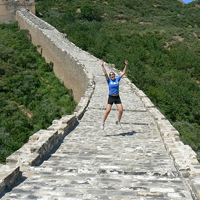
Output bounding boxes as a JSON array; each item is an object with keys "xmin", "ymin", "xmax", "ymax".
[
  {"xmin": 0, "ymin": 10, "xmax": 198, "ymax": 199},
  {"xmin": 1, "ymin": 61, "xmax": 195, "ymax": 199}
]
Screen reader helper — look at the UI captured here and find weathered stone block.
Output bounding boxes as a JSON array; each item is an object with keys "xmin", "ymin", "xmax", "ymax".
[
  {"xmin": 148, "ymin": 108, "xmax": 166, "ymax": 120},
  {"xmin": 141, "ymin": 96, "xmax": 155, "ymax": 108},
  {"xmin": 0, "ymin": 165, "xmax": 22, "ymax": 194},
  {"xmin": 189, "ymin": 177, "xmax": 200, "ymax": 200}
]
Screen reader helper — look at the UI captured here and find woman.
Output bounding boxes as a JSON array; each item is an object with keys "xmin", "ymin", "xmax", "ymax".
[{"xmin": 100, "ymin": 59, "xmax": 128, "ymax": 130}]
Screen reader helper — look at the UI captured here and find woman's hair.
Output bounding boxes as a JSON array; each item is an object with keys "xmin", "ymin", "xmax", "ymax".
[{"xmin": 109, "ymin": 72, "xmax": 115, "ymax": 76}]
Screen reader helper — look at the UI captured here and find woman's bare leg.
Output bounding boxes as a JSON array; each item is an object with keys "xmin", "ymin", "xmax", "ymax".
[
  {"xmin": 116, "ymin": 103, "xmax": 123, "ymax": 123},
  {"xmin": 102, "ymin": 104, "xmax": 112, "ymax": 123}
]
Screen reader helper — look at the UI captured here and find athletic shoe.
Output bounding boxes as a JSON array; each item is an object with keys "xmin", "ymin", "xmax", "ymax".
[
  {"xmin": 116, "ymin": 121, "xmax": 122, "ymax": 128},
  {"xmin": 101, "ymin": 123, "xmax": 105, "ymax": 130}
]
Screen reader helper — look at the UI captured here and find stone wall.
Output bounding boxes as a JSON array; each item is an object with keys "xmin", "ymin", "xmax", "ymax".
[
  {"xmin": 1, "ymin": 8, "xmax": 200, "ymax": 200},
  {"xmin": 16, "ymin": 9, "xmax": 89, "ymax": 103},
  {"xmin": 0, "ymin": 0, "xmax": 35, "ymax": 23},
  {"xmin": 0, "ymin": 9, "xmax": 94, "ymax": 195}
]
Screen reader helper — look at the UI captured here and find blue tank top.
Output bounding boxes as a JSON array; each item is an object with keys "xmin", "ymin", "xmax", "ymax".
[{"xmin": 107, "ymin": 76, "xmax": 121, "ymax": 95}]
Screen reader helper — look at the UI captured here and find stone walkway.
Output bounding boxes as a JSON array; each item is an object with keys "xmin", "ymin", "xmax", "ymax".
[
  {"xmin": 0, "ymin": 10, "xmax": 198, "ymax": 199},
  {"xmin": 1, "ymin": 59, "xmax": 194, "ymax": 199}
]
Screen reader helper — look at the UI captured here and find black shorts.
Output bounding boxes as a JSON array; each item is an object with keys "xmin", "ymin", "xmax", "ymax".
[{"xmin": 108, "ymin": 95, "xmax": 121, "ymax": 105}]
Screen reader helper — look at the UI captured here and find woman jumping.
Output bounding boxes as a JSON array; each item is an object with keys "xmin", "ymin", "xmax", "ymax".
[{"xmin": 100, "ymin": 59, "xmax": 128, "ymax": 130}]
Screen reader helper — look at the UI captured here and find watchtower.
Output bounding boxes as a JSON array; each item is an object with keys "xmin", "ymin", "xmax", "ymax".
[{"xmin": 0, "ymin": 0, "xmax": 35, "ymax": 23}]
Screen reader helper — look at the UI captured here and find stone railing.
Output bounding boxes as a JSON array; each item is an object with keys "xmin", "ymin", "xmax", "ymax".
[
  {"xmin": 0, "ymin": 9, "xmax": 95, "ymax": 195},
  {"xmin": 133, "ymin": 88, "xmax": 200, "ymax": 199}
]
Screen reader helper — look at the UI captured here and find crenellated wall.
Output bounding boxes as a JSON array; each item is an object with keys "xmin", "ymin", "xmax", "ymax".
[{"xmin": 0, "ymin": 0, "xmax": 35, "ymax": 23}]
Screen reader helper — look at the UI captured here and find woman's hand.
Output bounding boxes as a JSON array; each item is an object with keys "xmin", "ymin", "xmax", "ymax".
[
  {"xmin": 100, "ymin": 59, "xmax": 108, "ymax": 80},
  {"xmin": 120, "ymin": 59, "xmax": 128, "ymax": 78},
  {"xmin": 100, "ymin": 59, "xmax": 104, "ymax": 67}
]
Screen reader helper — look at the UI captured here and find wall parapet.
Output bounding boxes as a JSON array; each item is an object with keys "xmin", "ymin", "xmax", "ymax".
[
  {"xmin": 131, "ymin": 81, "xmax": 200, "ymax": 200},
  {"xmin": 0, "ymin": 8, "xmax": 95, "ymax": 195},
  {"xmin": 16, "ymin": 8, "xmax": 90, "ymax": 103}
]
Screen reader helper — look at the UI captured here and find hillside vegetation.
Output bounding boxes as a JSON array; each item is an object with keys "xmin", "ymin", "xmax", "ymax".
[
  {"xmin": 35, "ymin": 0, "xmax": 200, "ymax": 161},
  {"xmin": 0, "ymin": 23, "xmax": 76, "ymax": 163}
]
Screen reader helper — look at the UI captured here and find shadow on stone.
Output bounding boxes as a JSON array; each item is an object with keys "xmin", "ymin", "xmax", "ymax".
[
  {"xmin": 40, "ymin": 120, "xmax": 80, "ymax": 165},
  {"xmin": 0, "ymin": 176, "xmax": 27, "ymax": 198},
  {"xmin": 105, "ymin": 131, "xmax": 137, "ymax": 137}
]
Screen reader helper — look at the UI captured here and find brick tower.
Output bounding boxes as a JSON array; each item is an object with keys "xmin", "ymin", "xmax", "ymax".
[{"xmin": 0, "ymin": 0, "xmax": 35, "ymax": 23}]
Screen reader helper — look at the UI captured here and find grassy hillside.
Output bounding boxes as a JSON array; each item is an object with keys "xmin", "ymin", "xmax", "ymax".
[
  {"xmin": 0, "ymin": 22, "xmax": 76, "ymax": 163},
  {"xmin": 35, "ymin": 0, "xmax": 200, "ymax": 161}
]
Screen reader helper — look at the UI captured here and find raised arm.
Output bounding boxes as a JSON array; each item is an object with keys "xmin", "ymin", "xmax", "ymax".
[
  {"xmin": 120, "ymin": 59, "xmax": 128, "ymax": 78},
  {"xmin": 100, "ymin": 59, "xmax": 109, "ymax": 80}
]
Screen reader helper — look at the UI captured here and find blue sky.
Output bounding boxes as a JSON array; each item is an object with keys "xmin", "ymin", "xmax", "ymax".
[{"xmin": 182, "ymin": 0, "xmax": 196, "ymax": 3}]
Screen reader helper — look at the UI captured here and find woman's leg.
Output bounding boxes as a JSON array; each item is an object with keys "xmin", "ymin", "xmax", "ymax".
[
  {"xmin": 102, "ymin": 104, "xmax": 112, "ymax": 123},
  {"xmin": 116, "ymin": 103, "xmax": 123, "ymax": 123}
]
